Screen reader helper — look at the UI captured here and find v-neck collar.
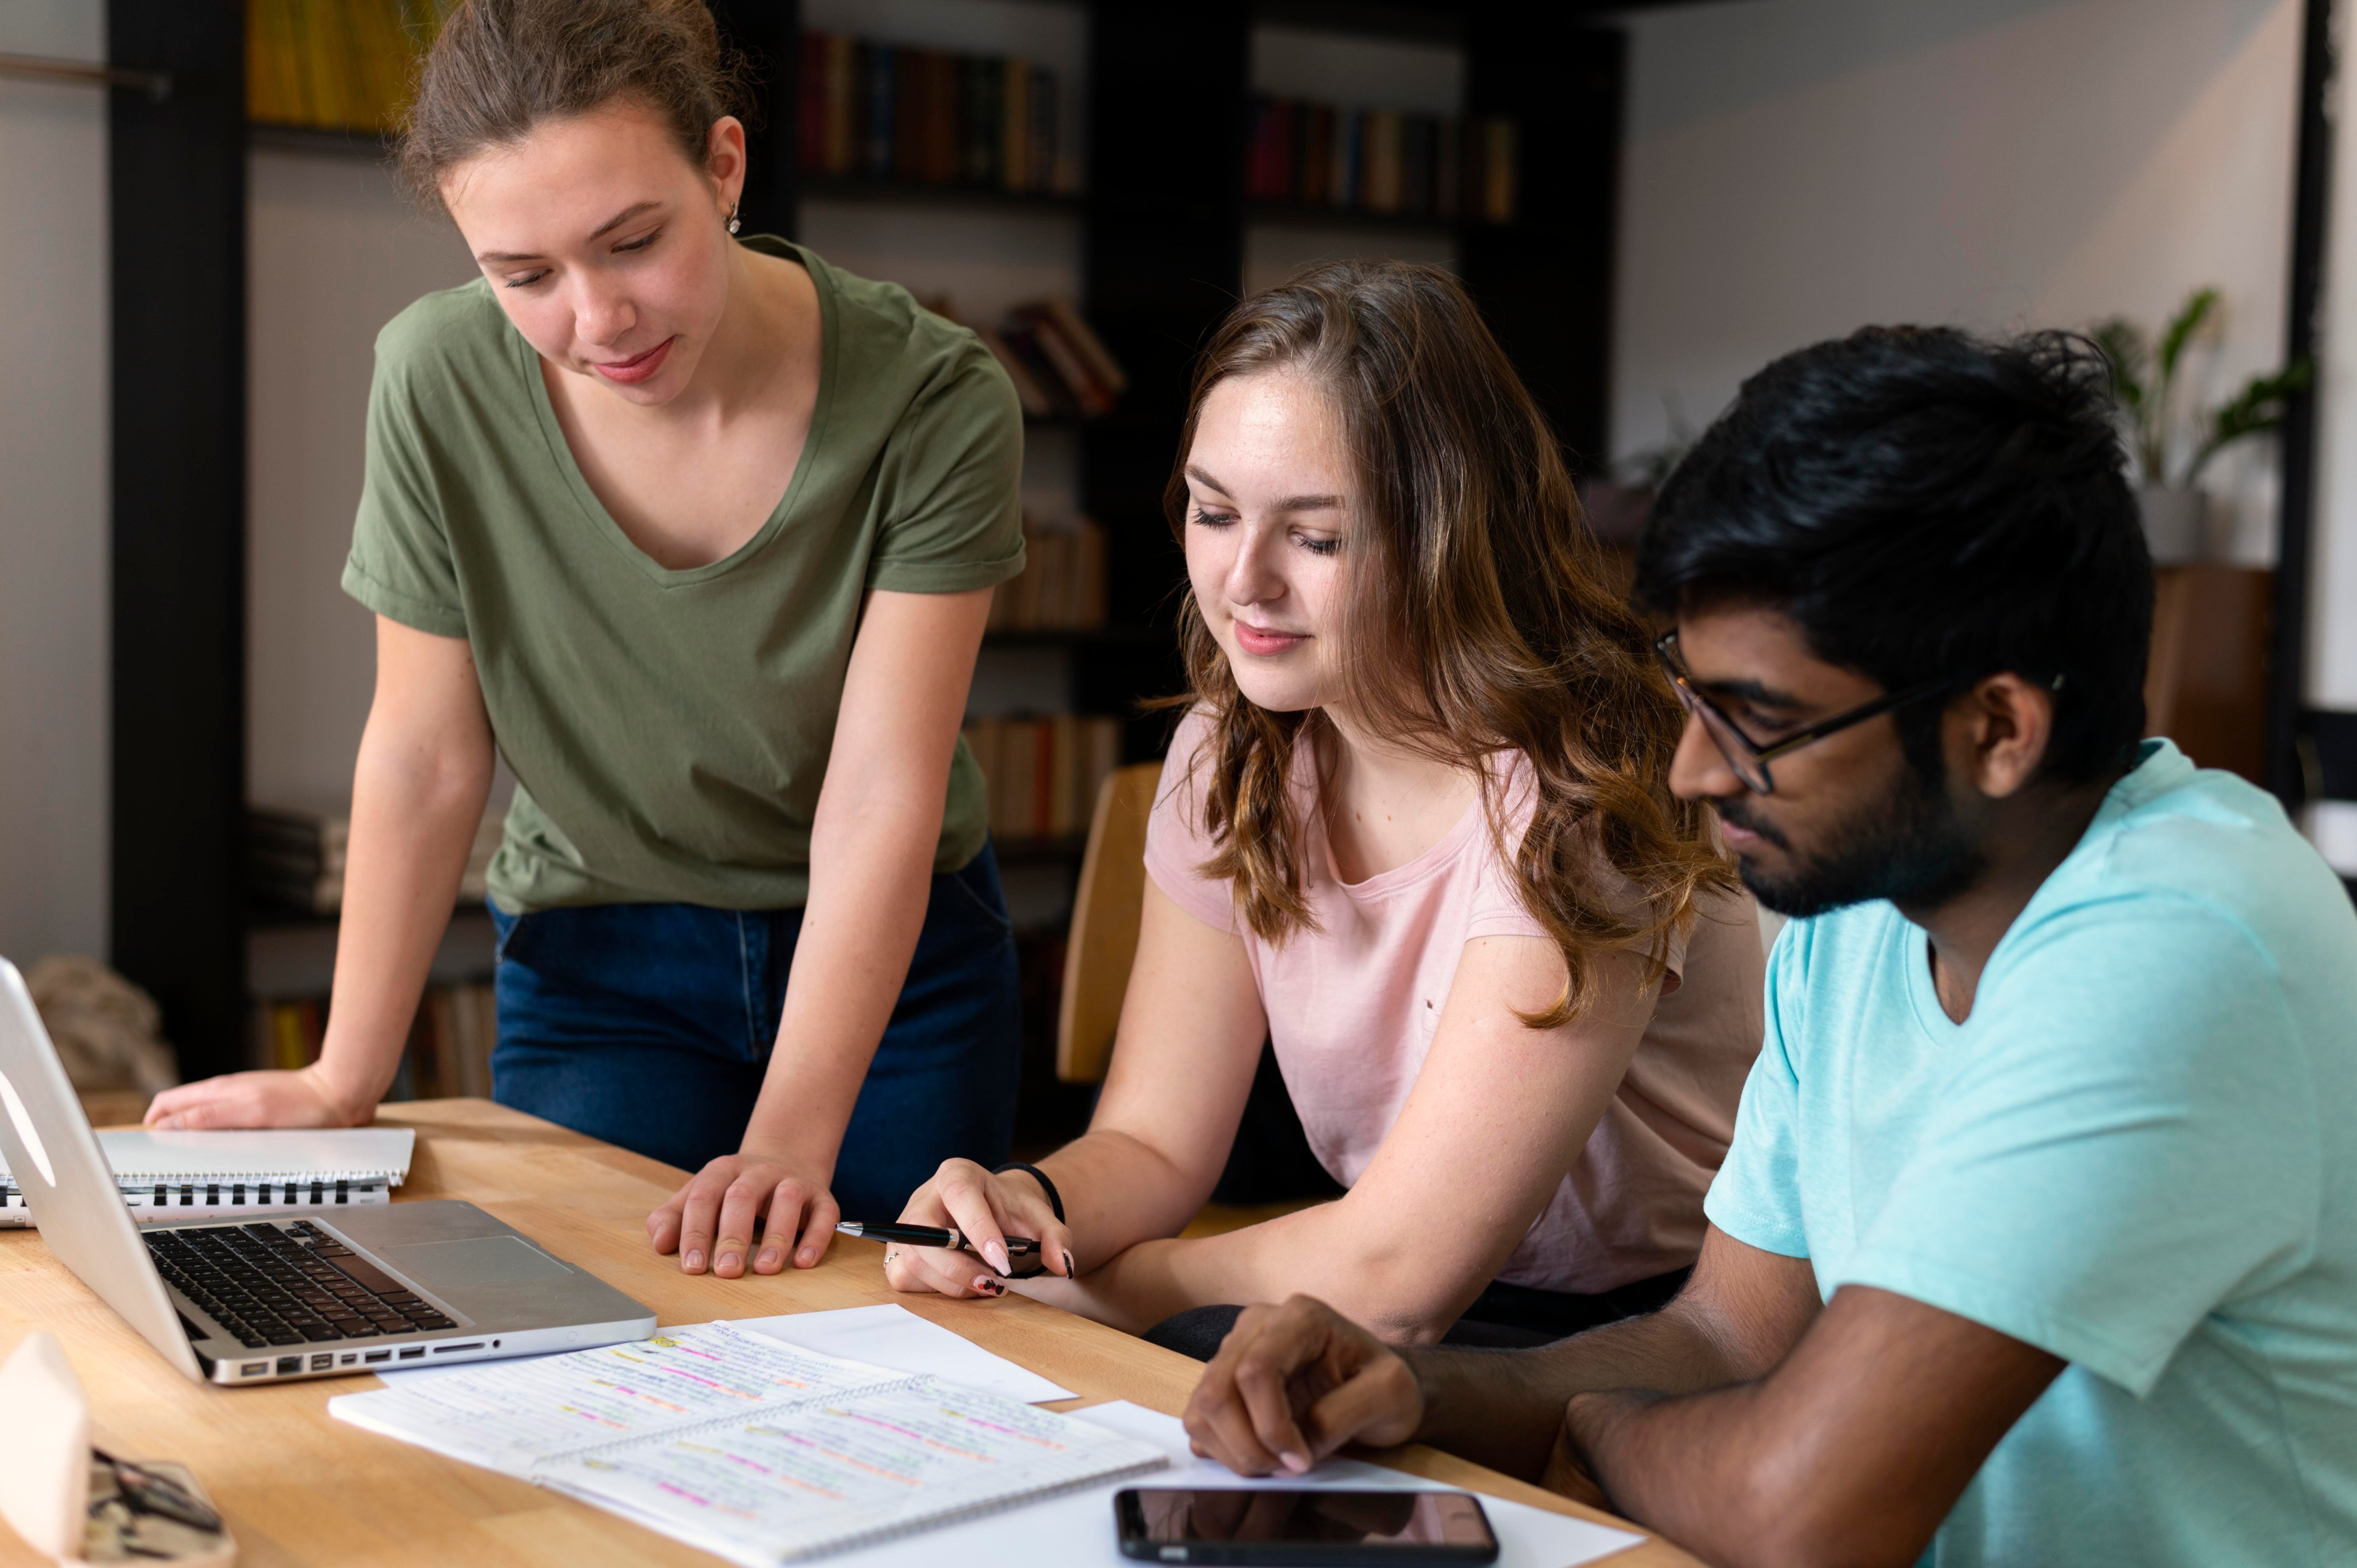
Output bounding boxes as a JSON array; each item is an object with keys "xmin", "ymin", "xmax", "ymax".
[{"xmin": 514, "ymin": 236, "xmax": 838, "ymax": 589}]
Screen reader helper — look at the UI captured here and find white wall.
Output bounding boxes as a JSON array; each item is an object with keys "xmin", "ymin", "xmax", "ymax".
[
  {"xmin": 1613, "ymin": 0, "xmax": 2301, "ymax": 565},
  {"xmin": 0, "ymin": 4, "xmax": 110, "ymax": 966},
  {"xmin": 2306, "ymin": 8, "xmax": 2357, "ymax": 711},
  {"xmin": 246, "ymin": 147, "xmax": 474, "ymax": 811}
]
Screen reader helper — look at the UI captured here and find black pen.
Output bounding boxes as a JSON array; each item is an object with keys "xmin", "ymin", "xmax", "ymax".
[{"xmin": 835, "ymin": 1220, "xmax": 1042, "ymax": 1258}]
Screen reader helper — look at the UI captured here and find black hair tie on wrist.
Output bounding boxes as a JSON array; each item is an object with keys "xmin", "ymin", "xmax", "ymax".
[{"xmin": 992, "ymin": 1161, "xmax": 1064, "ymax": 1223}]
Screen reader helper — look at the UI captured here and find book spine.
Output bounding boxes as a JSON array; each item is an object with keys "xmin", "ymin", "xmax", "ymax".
[
  {"xmin": 865, "ymin": 43, "xmax": 895, "ymax": 179},
  {"xmin": 892, "ymin": 46, "xmax": 922, "ymax": 182},
  {"xmin": 1334, "ymin": 110, "xmax": 1362, "ymax": 209},
  {"xmin": 1002, "ymin": 58, "xmax": 1029, "ymax": 191},
  {"xmin": 1435, "ymin": 116, "xmax": 1460, "ymax": 220},
  {"xmin": 825, "ymin": 34, "xmax": 856, "ymax": 174},
  {"xmin": 1483, "ymin": 117, "xmax": 1518, "ymax": 223},
  {"xmin": 797, "ymin": 32, "xmax": 828, "ymax": 172},
  {"xmin": 965, "ymin": 54, "xmax": 1001, "ymax": 187},
  {"xmin": 1028, "ymin": 63, "xmax": 1056, "ymax": 197}
]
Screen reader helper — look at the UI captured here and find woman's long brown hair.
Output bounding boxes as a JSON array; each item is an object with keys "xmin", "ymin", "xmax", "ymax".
[{"xmin": 1164, "ymin": 260, "xmax": 1735, "ymax": 1027}]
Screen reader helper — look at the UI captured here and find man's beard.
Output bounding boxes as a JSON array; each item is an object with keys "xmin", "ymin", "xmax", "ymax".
[{"xmin": 1721, "ymin": 766, "xmax": 1987, "ymax": 920}]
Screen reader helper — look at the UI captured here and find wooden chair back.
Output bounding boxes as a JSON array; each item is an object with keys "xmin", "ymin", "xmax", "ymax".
[{"xmin": 1055, "ymin": 762, "xmax": 1163, "ymax": 1084}]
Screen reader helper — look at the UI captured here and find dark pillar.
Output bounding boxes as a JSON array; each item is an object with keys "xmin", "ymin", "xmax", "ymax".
[
  {"xmin": 1078, "ymin": 1, "xmax": 1250, "ymax": 753},
  {"xmin": 109, "ymin": 0, "xmax": 248, "ymax": 1076}
]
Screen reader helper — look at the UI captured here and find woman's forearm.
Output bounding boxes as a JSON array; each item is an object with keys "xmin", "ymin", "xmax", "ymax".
[
  {"xmin": 738, "ymin": 786, "xmax": 940, "ymax": 1173},
  {"xmin": 1024, "ymin": 1188, "xmax": 1469, "ymax": 1340},
  {"xmin": 315, "ymin": 729, "xmax": 492, "ymax": 1116}
]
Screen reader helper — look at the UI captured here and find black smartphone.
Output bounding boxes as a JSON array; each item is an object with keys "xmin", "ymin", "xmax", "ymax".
[{"xmin": 1114, "ymin": 1487, "xmax": 1500, "ymax": 1565}]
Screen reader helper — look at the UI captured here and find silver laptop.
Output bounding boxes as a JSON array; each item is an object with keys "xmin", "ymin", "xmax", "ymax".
[{"xmin": 0, "ymin": 957, "xmax": 655, "ymax": 1385}]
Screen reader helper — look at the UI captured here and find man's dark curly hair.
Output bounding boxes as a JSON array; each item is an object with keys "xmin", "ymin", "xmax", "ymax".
[{"xmin": 1634, "ymin": 326, "xmax": 2153, "ymax": 786}]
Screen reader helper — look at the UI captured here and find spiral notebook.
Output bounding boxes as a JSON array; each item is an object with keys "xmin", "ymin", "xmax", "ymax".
[
  {"xmin": 328, "ymin": 1321, "xmax": 1167, "ymax": 1565},
  {"xmin": 0, "ymin": 1128, "xmax": 414, "ymax": 1227}
]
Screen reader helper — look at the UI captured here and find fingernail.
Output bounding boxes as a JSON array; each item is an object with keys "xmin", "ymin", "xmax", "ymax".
[
  {"xmin": 718, "ymin": 1252, "xmax": 740, "ymax": 1272},
  {"xmin": 985, "ymin": 1242, "xmax": 1011, "ymax": 1276},
  {"xmin": 1282, "ymin": 1451, "xmax": 1310, "ymax": 1473},
  {"xmin": 1063, "ymin": 1249, "xmax": 1076, "ymax": 1278},
  {"xmin": 685, "ymin": 1249, "xmax": 705, "ymax": 1270},
  {"xmin": 797, "ymin": 1248, "xmax": 818, "ymax": 1267},
  {"xmin": 757, "ymin": 1249, "xmax": 780, "ymax": 1270},
  {"xmin": 972, "ymin": 1276, "xmax": 1004, "ymax": 1296}
]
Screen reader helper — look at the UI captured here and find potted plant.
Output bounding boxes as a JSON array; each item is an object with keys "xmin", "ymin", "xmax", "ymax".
[{"xmin": 2092, "ymin": 287, "xmax": 2309, "ymax": 565}]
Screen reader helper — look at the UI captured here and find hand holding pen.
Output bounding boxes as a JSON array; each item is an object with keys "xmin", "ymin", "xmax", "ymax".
[{"xmin": 847, "ymin": 1157, "xmax": 1076, "ymax": 1299}]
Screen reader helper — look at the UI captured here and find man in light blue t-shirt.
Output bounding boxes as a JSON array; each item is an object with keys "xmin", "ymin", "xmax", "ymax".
[{"xmin": 1171, "ymin": 327, "xmax": 2357, "ymax": 1567}]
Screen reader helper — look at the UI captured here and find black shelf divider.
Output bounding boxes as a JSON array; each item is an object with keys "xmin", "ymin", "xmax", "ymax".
[
  {"xmin": 709, "ymin": 0, "xmax": 801, "ymax": 240},
  {"xmin": 110, "ymin": 0, "xmax": 250, "ymax": 1080},
  {"xmin": 1459, "ymin": 12, "xmax": 1624, "ymax": 474}
]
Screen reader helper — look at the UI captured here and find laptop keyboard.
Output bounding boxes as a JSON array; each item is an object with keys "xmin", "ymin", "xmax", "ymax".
[{"xmin": 145, "ymin": 1220, "xmax": 457, "ymax": 1349}]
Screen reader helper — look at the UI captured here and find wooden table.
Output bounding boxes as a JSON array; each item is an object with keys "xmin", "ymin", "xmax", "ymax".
[{"xmin": 0, "ymin": 1101, "xmax": 1693, "ymax": 1567}]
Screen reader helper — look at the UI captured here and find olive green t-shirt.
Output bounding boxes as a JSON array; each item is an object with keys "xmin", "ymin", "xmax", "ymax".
[{"xmin": 341, "ymin": 238, "xmax": 1024, "ymax": 914}]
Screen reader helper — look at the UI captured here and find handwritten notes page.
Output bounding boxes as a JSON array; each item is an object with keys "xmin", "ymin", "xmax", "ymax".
[{"xmin": 327, "ymin": 1322, "xmax": 1165, "ymax": 1563}]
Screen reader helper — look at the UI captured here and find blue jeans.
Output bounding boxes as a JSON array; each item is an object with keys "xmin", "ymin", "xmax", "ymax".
[{"xmin": 485, "ymin": 843, "xmax": 1022, "ymax": 1220}]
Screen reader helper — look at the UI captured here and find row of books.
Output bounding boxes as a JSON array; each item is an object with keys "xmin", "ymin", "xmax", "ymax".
[
  {"xmin": 991, "ymin": 515, "xmax": 1109, "ymax": 632},
  {"xmin": 246, "ymin": 0, "xmax": 448, "ymax": 135},
  {"xmin": 797, "ymin": 31, "xmax": 1078, "ymax": 196},
  {"xmin": 249, "ymin": 805, "xmax": 500, "ymax": 916},
  {"xmin": 255, "ymin": 981, "xmax": 494, "ymax": 1102},
  {"xmin": 1245, "ymin": 98, "xmax": 1520, "ymax": 225},
  {"xmin": 927, "ymin": 296, "xmax": 1128, "ymax": 422},
  {"xmin": 966, "ymin": 715, "xmax": 1124, "ymax": 844}
]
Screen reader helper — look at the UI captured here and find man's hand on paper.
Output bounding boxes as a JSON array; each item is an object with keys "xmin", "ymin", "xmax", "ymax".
[
  {"xmin": 648, "ymin": 1144, "xmax": 839, "ymax": 1276},
  {"xmin": 886, "ymin": 1158, "xmax": 1077, "ymax": 1298},
  {"xmin": 143, "ymin": 1065, "xmax": 372, "ymax": 1131},
  {"xmin": 1182, "ymin": 1295, "xmax": 1425, "ymax": 1476}
]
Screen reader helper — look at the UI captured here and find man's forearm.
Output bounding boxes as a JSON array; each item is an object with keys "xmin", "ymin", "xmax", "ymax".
[
  {"xmin": 1564, "ymin": 1385, "xmax": 1776, "ymax": 1562},
  {"xmin": 1404, "ymin": 1302, "xmax": 1737, "ymax": 1481}
]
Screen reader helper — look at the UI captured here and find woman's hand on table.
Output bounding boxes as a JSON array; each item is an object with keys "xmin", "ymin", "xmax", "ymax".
[
  {"xmin": 883, "ymin": 1158, "xmax": 1076, "ymax": 1299},
  {"xmin": 143, "ymin": 1065, "xmax": 372, "ymax": 1130},
  {"xmin": 1182, "ymin": 1295, "xmax": 1426, "ymax": 1475},
  {"xmin": 647, "ymin": 1146, "xmax": 841, "ymax": 1276}
]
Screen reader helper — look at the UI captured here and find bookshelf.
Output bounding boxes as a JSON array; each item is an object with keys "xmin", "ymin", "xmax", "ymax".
[{"xmin": 109, "ymin": 0, "xmax": 1641, "ymax": 1108}]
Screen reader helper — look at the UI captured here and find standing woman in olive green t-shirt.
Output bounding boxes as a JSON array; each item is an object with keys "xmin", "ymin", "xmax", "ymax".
[{"xmin": 149, "ymin": 0, "xmax": 1067, "ymax": 1289}]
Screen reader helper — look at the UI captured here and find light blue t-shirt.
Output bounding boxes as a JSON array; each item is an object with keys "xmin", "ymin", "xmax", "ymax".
[{"xmin": 1706, "ymin": 740, "xmax": 2357, "ymax": 1566}]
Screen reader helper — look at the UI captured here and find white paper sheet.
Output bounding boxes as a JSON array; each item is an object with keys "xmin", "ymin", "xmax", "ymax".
[
  {"xmin": 370, "ymin": 1305, "xmax": 1077, "ymax": 1407},
  {"xmin": 730, "ymin": 1304, "xmax": 1076, "ymax": 1403},
  {"xmin": 835, "ymin": 1402, "xmax": 1645, "ymax": 1568}
]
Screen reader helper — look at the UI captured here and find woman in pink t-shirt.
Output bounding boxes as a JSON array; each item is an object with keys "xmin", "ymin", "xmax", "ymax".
[{"xmin": 887, "ymin": 261, "xmax": 1763, "ymax": 1352}]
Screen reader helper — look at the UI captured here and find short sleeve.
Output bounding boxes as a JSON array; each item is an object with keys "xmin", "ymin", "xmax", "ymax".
[
  {"xmin": 1462, "ymin": 764, "xmax": 1690, "ymax": 985},
  {"xmin": 1702, "ymin": 919, "xmax": 1812, "ymax": 1258},
  {"xmin": 1141, "ymin": 710, "xmax": 1237, "ymax": 933},
  {"xmin": 342, "ymin": 331, "xmax": 469, "ymax": 638},
  {"xmin": 864, "ymin": 338, "xmax": 1027, "ymax": 595},
  {"xmin": 1835, "ymin": 898, "xmax": 2320, "ymax": 1396}
]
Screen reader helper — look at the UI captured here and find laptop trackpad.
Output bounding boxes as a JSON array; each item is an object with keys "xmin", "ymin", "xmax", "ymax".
[{"xmin": 384, "ymin": 1235, "xmax": 572, "ymax": 1285}]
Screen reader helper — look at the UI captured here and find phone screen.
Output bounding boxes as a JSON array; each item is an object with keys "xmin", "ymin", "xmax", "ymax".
[{"xmin": 1116, "ymin": 1488, "xmax": 1499, "ymax": 1562}]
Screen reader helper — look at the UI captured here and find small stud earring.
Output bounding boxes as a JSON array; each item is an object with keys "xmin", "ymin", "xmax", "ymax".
[{"xmin": 726, "ymin": 203, "xmax": 741, "ymax": 236}]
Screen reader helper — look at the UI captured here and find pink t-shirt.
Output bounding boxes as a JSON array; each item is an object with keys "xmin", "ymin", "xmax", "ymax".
[{"xmin": 1143, "ymin": 710, "xmax": 1765, "ymax": 1295}]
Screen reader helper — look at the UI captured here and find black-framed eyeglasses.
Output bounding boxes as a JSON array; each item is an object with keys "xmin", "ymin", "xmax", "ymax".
[{"xmin": 1653, "ymin": 630, "xmax": 1976, "ymax": 795}]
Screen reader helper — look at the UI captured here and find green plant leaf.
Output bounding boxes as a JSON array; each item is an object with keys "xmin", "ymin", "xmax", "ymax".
[
  {"xmin": 2185, "ymin": 356, "xmax": 2312, "ymax": 484},
  {"xmin": 2156, "ymin": 286, "xmax": 2219, "ymax": 388}
]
